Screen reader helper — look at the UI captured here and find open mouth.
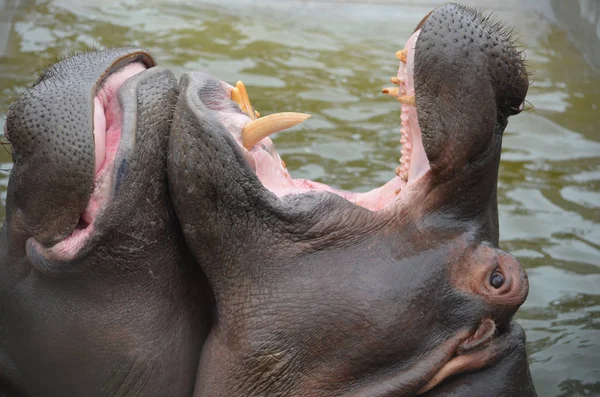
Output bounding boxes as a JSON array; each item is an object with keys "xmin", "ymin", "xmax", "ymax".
[
  {"xmin": 30, "ymin": 62, "xmax": 148, "ymax": 260},
  {"xmin": 214, "ymin": 30, "xmax": 430, "ymax": 211},
  {"xmin": 188, "ymin": 28, "xmax": 524, "ymax": 392}
]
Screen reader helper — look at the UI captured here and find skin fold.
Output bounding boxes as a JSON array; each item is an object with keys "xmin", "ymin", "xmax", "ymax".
[
  {"xmin": 168, "ymin": 3, "xmax": 536, "ymax": 397},
  {"xmin": 0, "ymin": 49, "xmax": 212, "ymax": 397}
]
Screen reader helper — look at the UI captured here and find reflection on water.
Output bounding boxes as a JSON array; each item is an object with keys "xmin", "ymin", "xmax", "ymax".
[{"xmin": 0, "ymin": 1, "xmax": 598, "ymax": 396}]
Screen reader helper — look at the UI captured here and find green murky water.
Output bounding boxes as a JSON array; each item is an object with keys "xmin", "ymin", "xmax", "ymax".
[{"xmin": 0, "ymin": 1, "xmax": 598, "ymax": 395}]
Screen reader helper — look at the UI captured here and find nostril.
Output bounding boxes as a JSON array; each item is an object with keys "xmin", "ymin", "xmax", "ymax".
[{"xmin": 490, "ymin": 271, "xmax": 504, "ymax": 289}]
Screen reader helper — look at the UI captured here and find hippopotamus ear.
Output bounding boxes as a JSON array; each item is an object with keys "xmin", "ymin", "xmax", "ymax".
[{"xmin": 422, "ymin": 326, "xmax": 536, "ymax": 397}]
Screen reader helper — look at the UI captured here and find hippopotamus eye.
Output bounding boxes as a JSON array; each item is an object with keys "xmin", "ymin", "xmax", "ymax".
[{"xmin": 490, "ymin": 271, "xmax": 505, "ymax": 289}]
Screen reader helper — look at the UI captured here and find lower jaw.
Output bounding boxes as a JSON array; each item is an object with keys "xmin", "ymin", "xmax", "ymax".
[
  {"xmin": 228, "ymin": 118, "xmax": 424, "ymax": 213},
  {"xmin": 29, "ymin": 138, "xmax": 122, "ymax": 263}
]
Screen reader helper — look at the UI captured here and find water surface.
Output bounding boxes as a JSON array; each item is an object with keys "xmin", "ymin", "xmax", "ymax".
[{"xmin": 0, "ymin": 1, "xmax": 598, "ymax": 396}]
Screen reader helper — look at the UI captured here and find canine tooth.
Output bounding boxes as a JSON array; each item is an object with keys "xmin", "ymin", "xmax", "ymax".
[
  {"xmin": 390, "ymin": 76, "xmax": 402, "ymax": 85},
  {"xmin": 396, "ymin": 48, "xmax": 408, "ymax": 63},
  {"xmin": 255, "ymin": 110, "xmax": 261, "ymax": 118},
  {"xmin": 382, "ymin": 87, "xmax": 400, "ymax": 97},
  {"xmin": 231, "ymin": 87, "xmax": 243, "ymax": 106},
  {"xmin": 242, "ymin": 112, "xmax": 311, "ymax": 149},
  {"xmin": 399, "ymin": 95, "xmax": 415, "ymax": 106},
  {"xmin": 235, "ymin": 81, "xmax": 256, "ymax": 120}
]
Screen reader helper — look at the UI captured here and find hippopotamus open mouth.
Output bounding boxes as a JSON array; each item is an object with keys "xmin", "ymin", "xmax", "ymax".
[
  {"xmin": 169, "ymin": 3, "xmax": 534, "ymax": 396},
  {"xmin": 2, "ymin": 48, "xmax": 211, "ymax": 396},
  {"xmin": 5, "ymin": 49, "xmax": 155, "ymax": 260},
  {"xmin": 198, "ymin": 34, "xmax": 426, "ymax": 211},
  {"xmin": 171, "ymin": 7, "xmax": 525, "ymax": 213}
]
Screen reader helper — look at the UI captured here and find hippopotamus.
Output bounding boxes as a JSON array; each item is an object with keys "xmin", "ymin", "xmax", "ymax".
[
  {"xmin": 168, "ymin": 3, "xmax": 536, "ymax": 396},
  {"xmin": 0, "ymin": 48, "xmax": 212, "ymax": 396}
]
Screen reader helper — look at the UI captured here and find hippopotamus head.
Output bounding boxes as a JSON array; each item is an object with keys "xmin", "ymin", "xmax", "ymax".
[
  {"xmin": 168, "ymin": 3, "xmax": 534, "ymax": 396},
  {"xmin": 0, "ymin": 48, "xmax": 211, "ymax": 396}
]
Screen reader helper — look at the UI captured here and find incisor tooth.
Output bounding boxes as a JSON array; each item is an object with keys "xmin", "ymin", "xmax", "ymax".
[
  {"xmin": 399, "ymin": 95, "xmax": 415, "ymax": 106},
  {"xmin": 382, "ymin": 87, "xmax": 400, "ymax": 97},
  {"xmin": 390, "ymin": 76, "xmax": 402, "ymax": 85},
  {"xmin": 396, "ymin": 48, "xmax": 408, "ymax": 63},
  {"xmin": 243, "ymin": 112, "xmax": 311, "ymax": 149}
]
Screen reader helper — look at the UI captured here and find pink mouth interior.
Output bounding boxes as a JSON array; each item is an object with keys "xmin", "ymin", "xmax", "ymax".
[
  {"xmin": 217, "ymin": 31, "xmax": 430, "ymax": 211},
  {"xmin": 43, "ymin": 63, "xmax": 146, "ymax": 259}
]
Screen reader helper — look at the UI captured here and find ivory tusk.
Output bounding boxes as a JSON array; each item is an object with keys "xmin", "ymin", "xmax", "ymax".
[
  {"xmin": 242, "ymin": 112, "xmax": 311, "ymax": 149},
  {"xmin": 231, "ymin": 87, "xmax": 243, "ymax": 108},
  {"xmin": 235, "ymin": 81, "xmax": 256, "ymax": 120}
]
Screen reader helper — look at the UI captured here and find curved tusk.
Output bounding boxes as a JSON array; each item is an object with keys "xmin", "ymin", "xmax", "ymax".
[
  {"xmin": 231, "ymin": 87, "xmax": 243, "ymax": 108},
  {"xmin": 235, "ymin": 81, "xmax": 256, "ymax": 120},
  {"xmin": 396, "ymin": 48, "xmax": 408, "ymax": 63},
  {"xmin": 242, "ymin": 112, "xmax": 311, "ymax": 149}
]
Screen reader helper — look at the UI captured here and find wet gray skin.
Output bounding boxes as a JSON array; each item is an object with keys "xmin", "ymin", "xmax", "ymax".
[
  {"xmin": 0, "ymin": 48, "xmax": 212, "ymax": 397},
  {"xmin": 169, "ymin": 4, "xmax": 536, "ymax": 397}
]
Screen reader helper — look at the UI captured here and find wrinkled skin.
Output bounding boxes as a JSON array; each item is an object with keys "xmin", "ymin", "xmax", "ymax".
[
  {"xmin": 169, "ymin": 4, "xmax": 536, "ymax": 397},
  {"xmin": 0, "ymin": 49, "xmax": 212, "ymax": 397}
]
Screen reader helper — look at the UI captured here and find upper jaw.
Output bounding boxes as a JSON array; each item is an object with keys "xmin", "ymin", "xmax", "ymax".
[{"xmin": 412, "ymin": 4, "xmax": 528, "ymax": 175}]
